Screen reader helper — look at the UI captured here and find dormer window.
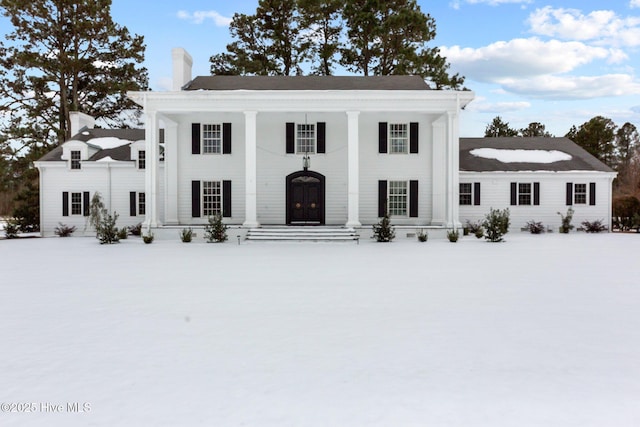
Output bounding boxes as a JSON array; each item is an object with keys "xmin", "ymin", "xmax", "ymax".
[
  {"xmin": 70, "ymin": 150, "xmax": 81, "ymax": 170},
  {"xmin": 138, "ymin": 150, "xmax": 146, "ymax": 169}
]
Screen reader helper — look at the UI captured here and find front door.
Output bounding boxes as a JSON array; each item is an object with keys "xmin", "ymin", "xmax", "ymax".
[{"xmin": 286, "ymin": 171, "xmax": 325, "ymax": 225}]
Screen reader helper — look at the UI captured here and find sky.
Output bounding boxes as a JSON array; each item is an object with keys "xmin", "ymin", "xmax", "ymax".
[{"xmin": 4, "ymin": 0, "xmax": 640, "ymax": 137}]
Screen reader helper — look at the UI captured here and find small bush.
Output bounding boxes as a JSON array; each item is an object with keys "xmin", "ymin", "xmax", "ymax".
[
  {"xmin": 128, "ymin": 223, "xmax": 142, "ymax": 236},
  {"xmin": 4, "ymin": 219, "xmax": 19, "ymax": 239},
  {"xmin": 204, "ymin": 214, "xmax": 228, "ymax": 243},
  {"xmin": 54, "ymin": 223, "xmax": 76, "ymax": 237},
  {"xmin": 97, "ymin": 212, "xmax": 120, "ymax": 244},
  {"xmin": 582, "ymin": 219, "xmax": 607, "ymax": 233},
  {"xmin": 525, "ymin": 220, "xmax": 545, "ymax": 234},
  {"xmin": 466, "ymin": 220, "xmax": 484, "ymax": 239},
  {"xmin": 117, "ymin": 227, "xmax": 128, "ymax": 240},
  {"xmin": 483, "ymin": 208, "xmax": 510, "ymax": 242},
  {"xmin": 372, "ymin": 211, "xmax": 395, "ymax": 242},
  {"xmin": 447, "ymin": 229, "xmax": 459, "ymax": 242},
  {"xmin": 417, "ymin": 229, "xmax": 428, "ymax": 242},
  {"xmin": 143, "ymin": 233, "xmax": 154, "ymax": 244},
  {"xmin": 633, "ymin": 213, "xmax": 640, "ymax": 233},
  {"xmin": 558, "ymin": 207, "xmax": 574, "ymax": 234},
  {"xmin": 180, "ymin": 227, "xmax": 193, "ymax": 243}
]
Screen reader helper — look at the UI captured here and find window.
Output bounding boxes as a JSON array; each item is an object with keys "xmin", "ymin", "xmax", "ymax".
[
  {"xmin": 296, "ymin": 123, "xmax": 315, "ymax": 154},
  {"xmin": 202, "ymin": 181, "xmax": 221, "ymax": 217},
  {"xmin": 460, "ymin": 183, "xmax": 472, "ymax": 205},
  {"xmin": 202, "ymin": 124, "xmax": 222, "ymax": 154},
  {"xmin": 389, "ymin": 124, "xmax": 408, "ymax": 153},
  {"xmin": 518, "ymin": 183, "xmax": 532, "ymax": 205},
  {"xmin": 138, "ymin": 150, "xmax": 146, "ymax": 169},
  {"xmin": 388, "ymin": 181, "xmax": 408, "ymax": 216},
  {"xmin": 71, "ymin": 192, "xmax": 82, "ymax": 215},
  {"xmin": 574, "ymin": 183, "xmax": 587, "ymax": 204},
  {"xmin": 138, "ymin": 192, "xmax": 145, "ymax": 215},
  {"xmin": 71, "ymin": 150, "xmax": 81, "ymax": 170}
]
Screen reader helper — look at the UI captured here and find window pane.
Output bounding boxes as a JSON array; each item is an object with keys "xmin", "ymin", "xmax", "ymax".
[
  {"xmin": 71, "ymin": 192, "xmax": 82, "ymax": 215},
  {"xmin": 71, "ymin": 150, "xmax": 81, "ymax": 169},
  {"xmin": 202, "ymin": 124, "xmax": 221, "ymax": 154},
  {"xmin": 389, "ymin": 124, "xmax": 408, "ymax": 153},
  {"xmin": 138, "ymin": 150, "xmax": 146, "ymax": 169},
  {"xmin": 202, "ymin": 181, "xmax": 221, "ymax": 217},
  {"xmin": 138, "ymin": 192, "xmax": 146, "ymax": 215},
  {"xmin": 518, "ymin": 183, "xmax": 531, "ymax": 205},
  {"xmin": 575, "ymin": 184, "xmax": 587, "ymax": 204},
  {"xmin": 296, "ymin": 123, "xmax": 315, "ymax": 154},
  {"xmin": 459, "ymin": 183, "xmax": 472, "ymax": 205},
  {"xmin": 388, "ymin": 181, "xmax": 407, "ymax": 216}
]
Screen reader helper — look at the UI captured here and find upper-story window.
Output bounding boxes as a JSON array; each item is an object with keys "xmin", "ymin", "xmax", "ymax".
[
  {"xmin": 389, "ymin": 124, "xmax": 408, "ymax": 153},
  {"xmin": 138, "ymin": 150, "xmax": 146, "ymax": 169},
  {"xmin": 379, "ymin": 122, "xmax": 418, "ymax": 154},
  {"xmin": 296, "ymin": 123, "xmax": 315, "ymax": 154},
  {"xmin": 202, "ymin": 124, "xmax": 222, "ymax": 154},
  {"xmin": 70, "ymin": 150, "xmax": 81, "ymax": 170}
]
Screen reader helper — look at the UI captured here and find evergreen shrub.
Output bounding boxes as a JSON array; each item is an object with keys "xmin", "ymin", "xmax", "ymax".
[
  {"xmin": 180, "ymin": 228, "xmax": 193, "ymax": 242},
  {"xmin": 204, "ymin": 215, "xmax": 227, "ymax": 243},
  {"xmin": 525, "ymin": 220, "xmax": 545, "ymax": 234},
  {"xmin": 54, "ymin": 223, "xmax": 76, "ymax": 237},
  {"xmin": 483, "ymin": 208, "xmax": 510, "ymax": 242},
  {"xmin": 558, "ymin": 207, "xmax": 574, "ymax": 233},
  {"xmin": 372, "ymin": 211, "xmax": 395, "ymax": 242},
  {"xmin": 581, "ymin": 219, "xmax": 607, "ymax": 233}
]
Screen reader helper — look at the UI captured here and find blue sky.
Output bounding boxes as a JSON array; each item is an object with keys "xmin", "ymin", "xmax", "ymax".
[{"xmin": 5, "ymin": 1, "xmax": 640, "ymax": 137}]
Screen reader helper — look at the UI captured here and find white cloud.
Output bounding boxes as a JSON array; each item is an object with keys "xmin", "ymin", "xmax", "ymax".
[
  {"xmin": 528, "ymin": 6, "xmax": 640, "ymax": 47},
  {"xmin": 441, "ymin": 38, "xmax": 609, "ymax": 82},
  {"xmin": 450, "ymin": 0, "xmax": 532, "ymax": 7},
  {"xmin": 177, "ymin": 10, "xmax": 232, "ymax": 26},
  {"xmin": 500, "ymin": 74, "xmax": 640, "ymax": 100},
  {"xmin": 631, "ymin": 0, "xmax": 640, "ymax": 8}
]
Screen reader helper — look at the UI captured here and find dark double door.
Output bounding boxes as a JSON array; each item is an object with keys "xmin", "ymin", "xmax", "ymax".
[{"xmin": 286, "ymin": 171, "xmax": 325, "ymax": 225}]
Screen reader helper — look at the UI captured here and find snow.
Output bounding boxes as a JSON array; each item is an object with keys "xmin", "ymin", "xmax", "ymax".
[
  {"xmin": 86, "ymin": 137, "xmax": 135, "ymax": 150},
  {"xmin": 1, "ymin": 233, "xmax": 639, "ymax": 426},
  {"xmin": 471, "ymin": 148, "xmax": 572, "ymax": 163},
  {"xmin": 95, "ymin": 156, "xmax": 119, "ymax": 162}
]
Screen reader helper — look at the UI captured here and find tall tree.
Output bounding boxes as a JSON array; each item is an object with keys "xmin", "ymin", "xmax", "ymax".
[
  {"xmin": 520, "ymin": 122, "xmax": 552, "ymax": 137},
  {"xmin": 298, "ymin": 0, "xmax": 342, "ymax": 75},
  {"xmin": 565, "ymin": 116, "xmax": 616, "ymax": 166},
  {"xmin": 484, "ymin": 116, "xmax": 518, "ymax": 137},
  {"xmin": 614, "ymin": 122, "xmax": 640, "ymax": 194}
]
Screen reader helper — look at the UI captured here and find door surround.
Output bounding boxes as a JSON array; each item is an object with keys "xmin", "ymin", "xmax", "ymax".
[{"xmin": 286, "ymin": 170, "xmax": 326, "ymax": 225}]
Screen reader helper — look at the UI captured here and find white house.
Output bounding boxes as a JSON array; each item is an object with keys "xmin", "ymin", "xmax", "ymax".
[{"xmin": 34, "ymin": 48, "xmax": 615, "ymax": 238}]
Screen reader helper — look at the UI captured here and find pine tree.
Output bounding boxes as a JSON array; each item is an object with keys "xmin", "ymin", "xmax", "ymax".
[
  {"xmin": 565, "ymin": 116, "xmax": 616, "ymax": 166},
  {"xmin": 484, "ymin": 116, "xmax": 518, "ymax": 137},
  {"xmin": 204, "ymin": 214, "xmax": 228, "ymax": 243},
  {"xmin": 372, "ymin": 208, "xmax": 395, "ymax": 242}
]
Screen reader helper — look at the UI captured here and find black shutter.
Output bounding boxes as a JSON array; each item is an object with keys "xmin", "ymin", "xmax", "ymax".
[
  {"xmin": 159, "ymin": 128, "xmax": 165, "ymax": 144},
  {"xmin": 62, "ymin": 192, "xmax": 69, "ymax": 217},
  {"xmin": 83, "ymin": 192, "xmax": 90, "ymax": 216},
  {"xmin": 222, "ymin": 123, "xmax": 232, "ymax": 154},
  {"xmin": 130, "ymin": 192, "xmax": 137, "ymax": 216},
  {"xmin": 474, "ymin": 182, "xmax": 481, "ymax": 206},
  {"xmin": 378, "ymin": 122, "xmax": 387, "ymax": 153},
  {"xmin": 286, "ymin": 122, "xmax": 295, "ymax": 154},
  {"xmin": 409, "ymin": 180, "xmax": 418, "ymax": 217},
  {"xmin": 510, "ymin": 182, "xmax": 517, "ymax": 206},
  {"xmin": 223, "ymin": 180, "xmax": 232, "ymax": 218},
  {"xmin": 191, "ymin": 123, "xmax": 201, "ymax": 154},
  {"xmin": 533, "ymin": 182, "xmax": 540, "ymax": 206},
  {"xmin": 378, "ymin": 180, "xmax": 387, "ymax": 217},
  {"xmin": 316, "ymin": 122, "xmax": 326, "ymax": 154},
  {"xmin": 566, "ymin": 183, "xmax": 573, "ymax": 206},
  {"xmin": 191, "ymin": 180, "xmax": 201, "ymax": 217},
  {"xmin": 589, "ymin": 182, "xmax": 596, "ymax": 205},
  {"xmin": 409, "ymin": 122, "xmax": 419, "ymax": 153}
]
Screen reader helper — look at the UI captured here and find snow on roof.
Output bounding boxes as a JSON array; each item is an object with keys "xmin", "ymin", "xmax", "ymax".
[
  {"xmin": 95, "ymin": 156, "xmax": 118, "ymax": 162},
  {"xmin": 470, "ymin": 148, "xmax": 572, "ymax": 164},
  {"xmin": 86, "ymin": 137, "xmax": 133, "ymax": 150}
]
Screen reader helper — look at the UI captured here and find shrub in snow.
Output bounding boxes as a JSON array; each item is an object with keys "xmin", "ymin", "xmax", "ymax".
[
  {"xmin": 417, "ymin": 229, "xmax": 428, "ymax": 242},
  {"xmin": 557, "ymin": 207, "xmax": 574, "ymax": 234},
  {"xmin": 117, "ymin": 227, "xmax": 128, "ymax": 240},
  {"xmin": 372, "ymin": 210, "xmax": 395, "ymax": 242},
  {"xmin": 143, "ymin": 233, "xmax": 154, "ymax": 244},
  {"xmin": 483, "ymin": 208, "xmax": 510, "ymax": 242},
  {"xmin": 466, "ymin": 220, "xmax": 484, "ymax": 239},
  {"xmin": 180, "ymin": 228, "xmax": 193, "ymax": 243},
  {"xmin": 525, "ymin": 220, "xmax": 545, "ymax": 234},
  {"xmin": 612, "ymin": 195, "xmax": 640, "ymax": 231},
  {"xmin": 4, "ymin": 219, "xmax": 19, "ymax": 239},
  {"xmin": 204, "ymin": 214, "xmax": 227, "ymax": 243},
  {"xmin": 128, "ymin": 223, "xmax": 142, "ymax": 236},
  {"xmin": 582, "ymin": 220, "xmax": 607, "ymax": 233},
  {"xmin": 54, "ymin": 223, "xmax": 76, "ymax": 237},
  {"xmin": 447, "ymin": 229, "xmax": 459, "ymax": 242},
  {"xmin": 97, "ymin": 212, "xmax": 120, "ymax": 244}
]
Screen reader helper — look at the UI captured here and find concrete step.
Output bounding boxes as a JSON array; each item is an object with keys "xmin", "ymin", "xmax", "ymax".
[{"xmin": 246, "ymin": 227, "xmax": 359, "ymax": 242}]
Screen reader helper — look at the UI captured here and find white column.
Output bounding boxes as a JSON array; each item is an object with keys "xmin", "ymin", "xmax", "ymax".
[
  {"xmin": 164, "ymin": 121, "xmax": 179, "ymax": 224},
  {"xmin": 446, "ymin": 110, "xmax": 461, "ymax": 229},
  {"xmin": 431, "ymin": 116, "xmax": 447, "ymax": 225},
  {"xmin": 243, "ymin": 111, "xmax": 259, "ymax": 227},
  {"xmin": 346, "ymin": 111, "xmax": 361, "ymax": 227},
  {"xmin": 144, "ymin": 110, "xmax": 160, "ymax": 228}
]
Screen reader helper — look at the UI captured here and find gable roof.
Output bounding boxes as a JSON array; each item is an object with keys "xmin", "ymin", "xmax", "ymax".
[
  {"xmin": 184, "ymin": 75, "xmax": 431, "ymax": 91},
  {"xmin": 37, "ymin": 128, "xmax": 145, "ymax": 162},
  {"xmin": 460, "ymin": 137, "xmax": 614, "ymax": 173}
]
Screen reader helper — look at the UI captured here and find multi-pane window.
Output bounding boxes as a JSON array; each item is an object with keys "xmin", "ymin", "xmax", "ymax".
[
  {"xmin": 138, "ymin": 192, "xmax": 146, "ymax": 215},
  {"xmin": 138, "ymin": 150, "xmax": 146, "ymax": 169},
  {"xmin": 202, "ymin": 124, "xmax": 222, "ymax": 154},
  {"xmin": 518, "ymin": 183, "xmax": 532, "ymax": 205},
  {"xmin": 388, "ymin": 181, "xmax": 408, "ymax": 216},
  {"xmin": 71, "ymin": 150, "xmax": 81, "ymax": 170},
  {"xmin": 71, "ymin": 192, "xmax": 82, "ymax": 215},
  {"xmin": 202, "ymin": 181, "xmax": 221, "ymax": 217},
  {"xmin": 389, "ymin": 124, "xmax": 408, "ymax": 153},
  {"xmin": 296, "ymin": 123, "xmax": 315, "ymax": 154},
  {"xmin": 459, "ymin": 183, "xmax": 472, "ymax": 205},
  {"xmin": 574, "ymin": 184, "xmax": 587, "ymax": 204}
]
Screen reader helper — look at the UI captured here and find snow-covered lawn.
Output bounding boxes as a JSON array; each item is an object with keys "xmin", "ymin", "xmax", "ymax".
[{"xmin": 1, "ymin": 233, "xmax": 639, "ymax": 426}]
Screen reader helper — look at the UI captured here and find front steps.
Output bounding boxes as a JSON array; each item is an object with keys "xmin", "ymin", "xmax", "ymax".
[{"xmin": 245, "ymin": 227, "xmax": 360, "ymax": 242}]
